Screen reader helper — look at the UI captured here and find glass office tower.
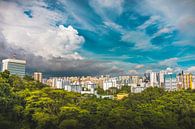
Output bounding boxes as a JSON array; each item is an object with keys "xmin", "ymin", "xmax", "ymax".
[{"xmin": 2, "ymin": 59, "xmax": 26, "ymax": 77}]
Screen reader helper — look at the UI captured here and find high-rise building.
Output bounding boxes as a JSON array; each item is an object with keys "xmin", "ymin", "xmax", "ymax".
[
  {"xmin": 33, "ymin": 72, "xmax": 42, "ymax": 82},
  {"xmin": 159, "ymin": 70, "xmax": 167, "ymax": 87},
  {"xmin": 81, "ymin": 81, "xmax": 96, "ymax": 94},
  {"xmin": 103, "ymin": 78, "xmax": 117, "ymax": 91},
  {"xmin": 178, "ymin": 71, "xmax": 193, "ymax": 89},
  {"xmin": 150, "ymin": 72, "xmax": 158, "ymax": 87},
  {"xmin": 192, "ymin": 75, "xmax": 195, "ymax": 89},
  {"xmin": 131, "ymin": 76, "xmax": 140, "ymax": 84},
  {"xmin": 164, "ymin": 73, "xmax": 177, "ymax": 91},
  {"xmin": 183, "ymin": 73, "xmax": 193, "ymax": 89},
  {"xmin": 2, "ymin": 59, "xmax": 26, "ymax": 77}
]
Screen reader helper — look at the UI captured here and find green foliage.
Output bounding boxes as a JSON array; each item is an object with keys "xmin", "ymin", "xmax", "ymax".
[
  {"xmin": 119, "ymin": 85, "xmax": 131, "ymax": 93},
  {"xmin": 32, "ymin": 112, "xmax": 57, "ymax": 129},
  {"xmin": 59, "ymin": 119, "xmax": 78, "ymax": 129},
  {"xmin": 23, "ymin": 75, "xmax": 34, "ymax": 81},
  {"xmin": 96, "ymin": 87, "xmax": 106, "ymax": 95},
  {"xmin": 0, "ymin": 70, "xmax": 10, "ymax": 79},
  {"xmin": 0, "ymin": 71, "xmax": 194, "ymax": 129}
]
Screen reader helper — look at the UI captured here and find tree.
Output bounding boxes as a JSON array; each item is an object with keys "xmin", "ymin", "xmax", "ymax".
[
  {"xmin": 59, "ymin": 119, "xmax": 78, "ymax": 129},
  {"xmin": 32, "ymin": 112, "xmax": 57, "ymax": 129},
  {"xmin": 119, "ymin": 85, "xmax": 131, "ymax": 93},
  {"xmin": 23, "ymin": 75, "xmax": 34, "ymax": 81},
  {"xmin": 108, "ymin": 107, "xmax": 142, "ymax": 129},
  {"xmin": 0, "ymin": 70, "xmax": 10, "ymax": 79},
  {"xmin": 96, "ymin": 87, "xmax": 106, "ymax": 95}
]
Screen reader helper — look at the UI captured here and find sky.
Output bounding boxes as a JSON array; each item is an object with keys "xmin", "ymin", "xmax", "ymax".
[{"xmin": 0, "ymin": 0, "xmax": 195, "ymax": 76}]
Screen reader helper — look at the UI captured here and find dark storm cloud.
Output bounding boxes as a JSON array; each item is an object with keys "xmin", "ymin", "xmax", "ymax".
[{"xmin": 0, "ymin": 31, "xmax": 125, "ymax": 76}]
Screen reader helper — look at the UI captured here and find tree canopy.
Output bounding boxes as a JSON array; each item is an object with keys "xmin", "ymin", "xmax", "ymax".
[{"xmin": 0, "ymin": 71, "xmax": 194, "ymax": 129}]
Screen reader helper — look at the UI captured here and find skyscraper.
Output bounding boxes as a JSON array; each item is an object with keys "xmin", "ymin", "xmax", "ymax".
[
  {"xmin": 33, "ymin": 72, "xmax": 42, "ymax": 82},
  {"xmin": 2, "ymin": 59, "xmax": 26, "ymax": 77}
]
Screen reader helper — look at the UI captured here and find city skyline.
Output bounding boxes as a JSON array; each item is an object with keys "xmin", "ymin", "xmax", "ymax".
[{"xmin": 0, "ymin": 0, "xmax": 195, "ymax": 76}]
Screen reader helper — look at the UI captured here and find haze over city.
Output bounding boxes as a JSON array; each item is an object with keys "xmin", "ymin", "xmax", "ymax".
[{"xmin": 0, "ymin": 0, "xmax": 195, "ymax": 76}]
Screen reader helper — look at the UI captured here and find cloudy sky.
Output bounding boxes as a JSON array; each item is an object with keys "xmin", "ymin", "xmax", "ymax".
[{"xmin": 0, "ymin": 0, "xmax": 195, "ymax": 76}]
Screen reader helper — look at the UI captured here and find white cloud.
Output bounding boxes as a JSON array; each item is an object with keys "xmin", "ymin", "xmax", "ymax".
[
  {"xmin": 121, "ymin": 31, "xmax": 158, "ymax": 50},
  {"xmin": 159, "ymin": 58, "xmax": 178, "ymax": 67},
  {"xmin": 145, "ymin": 69, "xmax": 152, "ymax": 73},
  {"xmin": 179, "ymin": 55, "xmax": 195, "ymax": 62},
  {"xmin": 186, "ymin": 66, "xmax": 195, "ymax": 73},
  {"xmin": 0, "ymin": 1, "xmax": 84, "ymax": 60},
  {"xmin": 137, "ymin": 14, "xmax": 174, "ymax": 39},
  {"xmin": 157, "ymin": 28, "xmax": 172, "ymax": 34},
  {"xmin": 173, "ymin": 67, "xmax": 182, "ymax": 73},
  {"xmin": 104, "ymin": 21, "xmax": 158, "ymax": 50},
  {"xmin": 128, "ymin": 70, "xmax": 138, "ymax": 75},
  {"xmin": 104, "ymin": 21, "xmax": 123, "ymax": 32},
  {"xmin": 141, "ymin": 0, "xmax": 195, "ymax": 40},
  {"xmin": 90, "ymin": 0, "xmax": 124, "ymax": 18},
  {"xmin": 152, "ymin": 27, "xmax": 173, "ymax": 38},
  {"xmin": 137, "ymin": 15, "xmax": 160, "ymax": 30},
  {"xmin": 95, "ymin": 0, "xmax": 124, "ymax": 8},
  {"xmin": 134, "ymin": 64, "xmax": 144, "ymax": 69},
  {"xmin": 173, "ymin": 40, "xmax": 195, "ymax": 46},
  {"xmin": 58, "ymin": 0, "xmax": 96, "ymax": 31},
  {"xmin": 62, "ymin": 52, "xmax": 84, "ymax": 60}
]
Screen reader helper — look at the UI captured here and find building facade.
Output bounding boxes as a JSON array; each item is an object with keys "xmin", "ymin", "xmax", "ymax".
[
  {"xmin": 2, "ymin": 59, "xmax": 26, "ymax": 77},
  {"xmin": 103, "ymin": 78, "xmax": 117, "ymax": 91},
  {"xmin": 164, "ymin": 73, "xmax": 177, "ymax": 91},
  {"xmin": 177, "ymin": 72, "xmax": 193, "ymax": 89},
  {"xmin": 33, "ymin": 72, "xmax": 42, "ymax": 82},
  {"xmin": 159, "ymin": 70, "xmax": 166, "ymax": 87},
  {"xmin": 150, "ymin": 72, "xmax": 158, "ymax": 87}
]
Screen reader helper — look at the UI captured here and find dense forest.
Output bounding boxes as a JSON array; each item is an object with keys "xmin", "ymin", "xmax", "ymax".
[{"xmin": 0, "ymin": 70, "xmax": 194, "ymax": 129}]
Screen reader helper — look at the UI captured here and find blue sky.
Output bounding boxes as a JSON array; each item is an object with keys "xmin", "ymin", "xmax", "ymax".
[{"xmin": 0, "ymin": 0, "xmax": 195, "ymax": 76}]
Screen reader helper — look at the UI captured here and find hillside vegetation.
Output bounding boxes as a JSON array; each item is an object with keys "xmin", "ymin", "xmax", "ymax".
[{"xmin": 0, "ymin": 71, "xmax": 194, "ymax": 129}]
